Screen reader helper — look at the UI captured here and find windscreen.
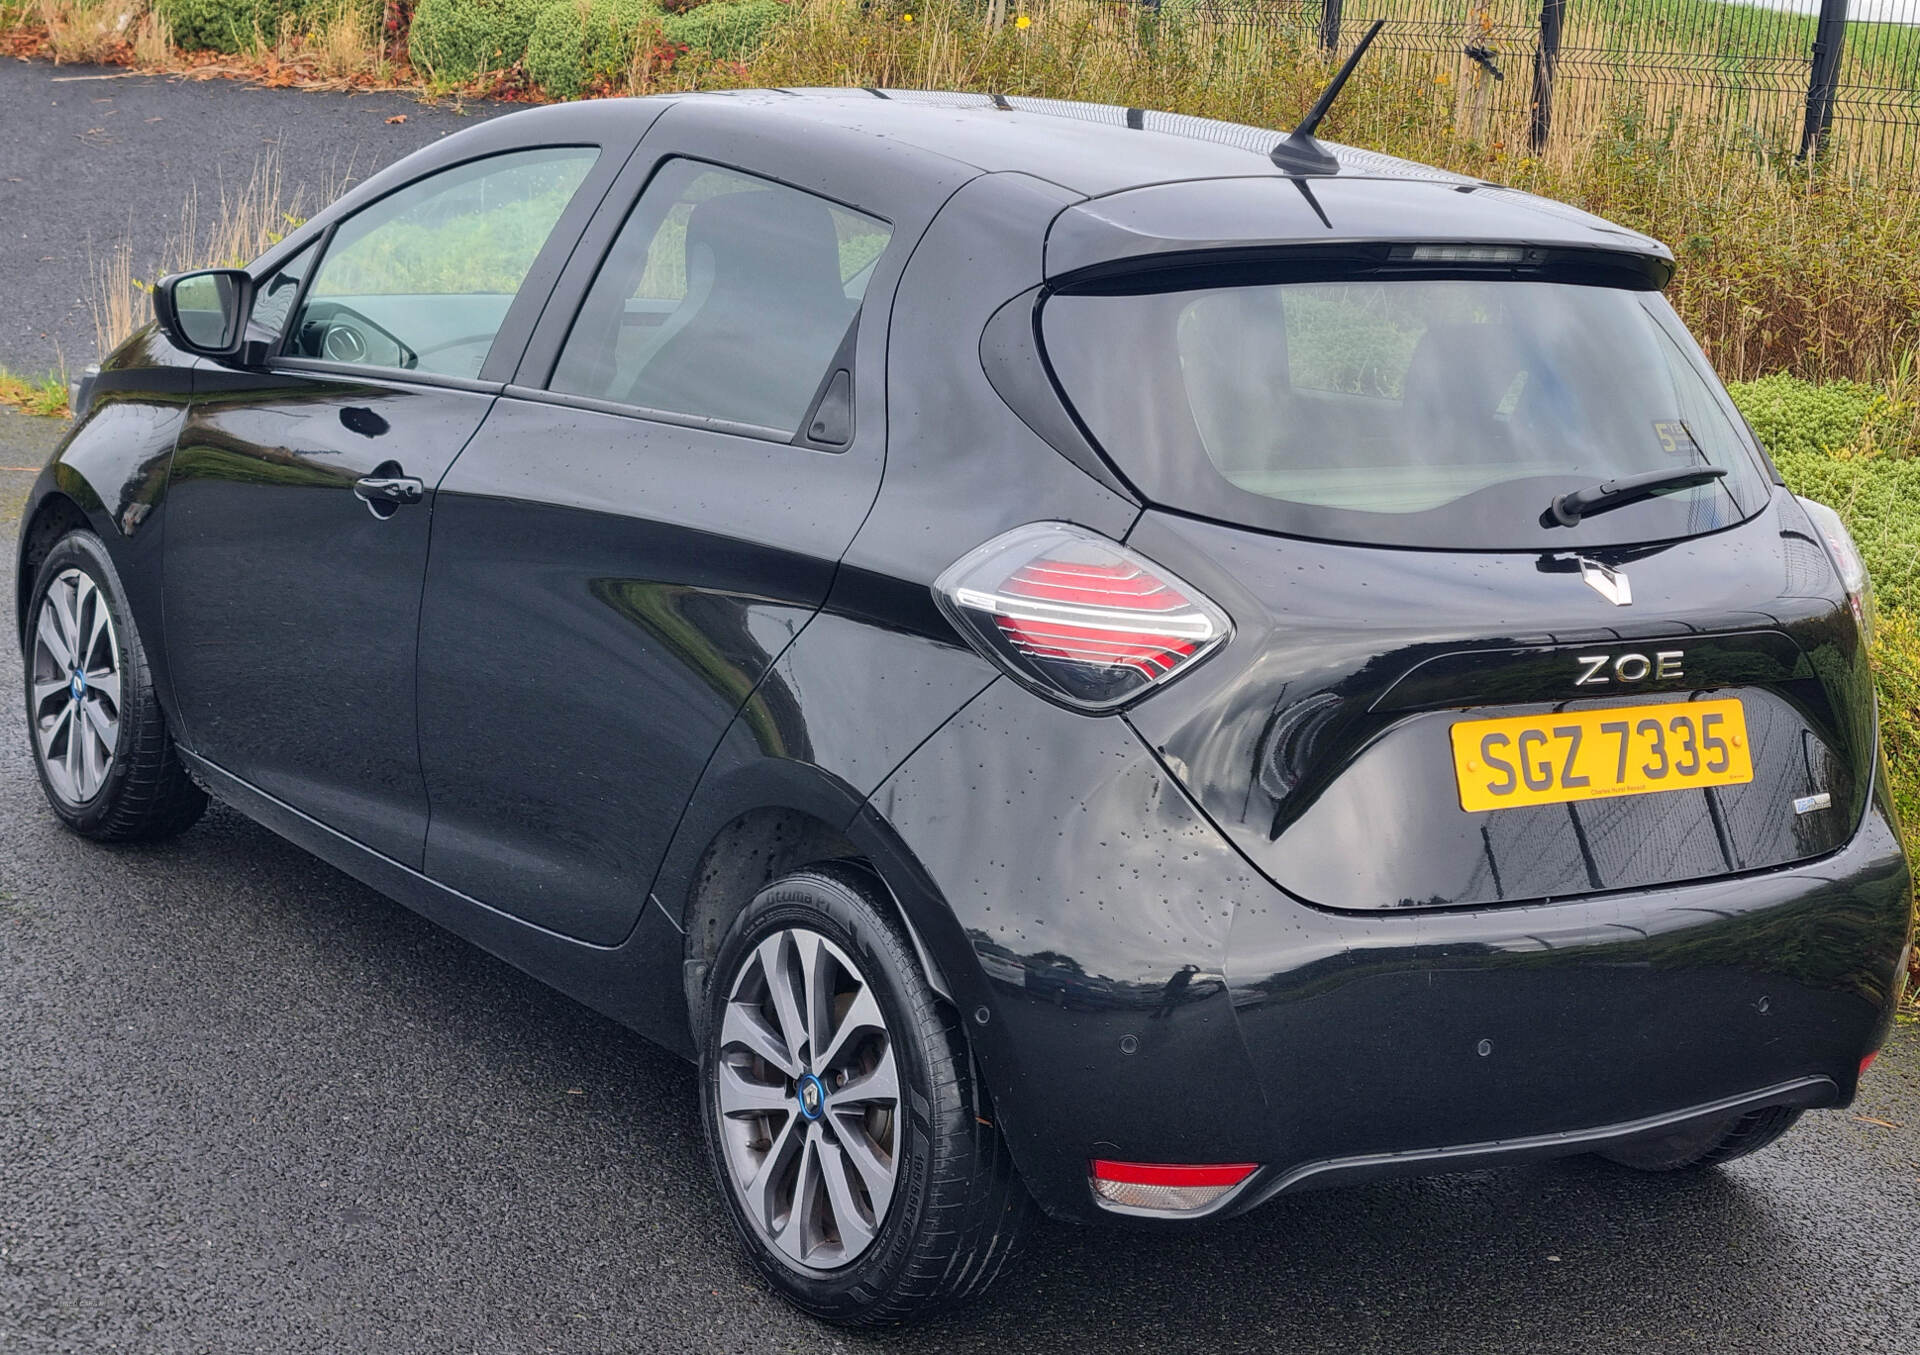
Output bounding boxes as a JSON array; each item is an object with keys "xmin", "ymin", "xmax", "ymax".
[{"xmin": 1041, "ymin": 276, "xmax": 1771, "ymax": 549}]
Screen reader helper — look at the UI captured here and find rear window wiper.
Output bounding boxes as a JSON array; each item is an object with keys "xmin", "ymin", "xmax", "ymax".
[{"xmin": 1545, "ymin": 466, "xmax": 1728, "ymax": 527}]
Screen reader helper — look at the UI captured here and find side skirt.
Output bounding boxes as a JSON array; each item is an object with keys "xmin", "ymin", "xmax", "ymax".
[{"xmin": 180, "ymin": 750, "xmax": 695, "ymax": 1058}]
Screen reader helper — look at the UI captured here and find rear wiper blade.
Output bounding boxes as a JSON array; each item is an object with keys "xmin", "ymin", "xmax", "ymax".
[{"xmin": 1544, "ymin": 466, "xmax": 1728, "ymax": 528}]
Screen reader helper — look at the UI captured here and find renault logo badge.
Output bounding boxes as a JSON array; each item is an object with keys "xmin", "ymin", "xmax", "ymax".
[
  {"xmin": 1579, "ymin": 558, "xmax": 1632, "ymax": 607},
  {"xmin": 796, "ymin": 1072, "xmax": 825, "ymax": 1121}
]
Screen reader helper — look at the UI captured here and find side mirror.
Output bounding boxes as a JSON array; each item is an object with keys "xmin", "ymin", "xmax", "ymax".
[{"xmin": 153, "ymin": 268, "xmax": 255, "ymax": 360}]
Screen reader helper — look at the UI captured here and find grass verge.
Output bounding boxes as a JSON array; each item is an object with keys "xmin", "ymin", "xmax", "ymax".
[{"xmin": 0, "ymin": 372, "xmax": 68, "ymax": 418}]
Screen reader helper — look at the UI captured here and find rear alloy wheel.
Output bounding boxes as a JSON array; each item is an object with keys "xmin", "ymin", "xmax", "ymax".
[
  {"xmin": 715, "ymin": 924, "xmax": 902, "ymax": 1270},
  {"xmin": 699, "ymin": 866, "xmax": 1033, "ymax": 1324},
  {"xmin": 23, "ymin": 530, "xmax": 205, "ymax": 841}
]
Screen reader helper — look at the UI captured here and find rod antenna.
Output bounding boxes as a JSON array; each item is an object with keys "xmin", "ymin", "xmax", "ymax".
[{"xmin": 1271, "ymin": 18, "xmax": 1387, "ymax": 176}]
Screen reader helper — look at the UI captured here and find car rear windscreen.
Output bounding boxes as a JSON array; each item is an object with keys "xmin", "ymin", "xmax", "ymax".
[{"xmin": 1041, "ymin": 276, "xmax": 1772, "ymax": 549}]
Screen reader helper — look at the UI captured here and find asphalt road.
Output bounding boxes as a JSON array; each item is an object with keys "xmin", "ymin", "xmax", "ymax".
[
  {"xmin": 0, "ymin": 57, "xmax": 505, "ymax": 380},
  {"xmin": 0, "ymin": 403, "xmax": 1915, "ymax": 1351}
]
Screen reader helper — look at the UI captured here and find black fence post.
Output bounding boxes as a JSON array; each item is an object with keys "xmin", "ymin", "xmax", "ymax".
[
  {"xmin": 1318, "ymin": 0, "xmax": 1342, "ymax": 53},
  {"xmin": 1529, "ymin": 0, "xmax": 1564, "ymax": 154},
  {"xmin": 1800, "ymin": 0, "xmax": 1850, "ymax": 159}
]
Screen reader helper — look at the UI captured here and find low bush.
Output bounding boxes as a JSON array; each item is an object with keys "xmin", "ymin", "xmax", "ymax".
[
  {"xmin": 1729, "ymin": 374, "xmax": 1920, "ymax": 616},
  {"xmin": 661, "ymin": 0, "xmax": 783, "ymax": 60},
  {"xmin": 1872, "ymin": 608, "xmax": 1920, "ymax": 845},
  {"xmin": 525, "ymin": 0, "xmax": 659, "ymax": 97},
  {"xmin": 1731, "ymin": 372, "xmax": 1909, "ymax": 464},
  {"xmin": 154, "ymin": 0, "xmax": 339, "ymax": 51},
  {"xmin": 408, "ymin": 0, "xmax": 541, "ymax": 79},
  {"xmin": 1733, "ymin": 374, "xmax": 1920, "ymax": 986}
]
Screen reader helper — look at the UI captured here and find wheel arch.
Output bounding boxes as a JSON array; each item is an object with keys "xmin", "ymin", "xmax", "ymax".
[
  {"xmin": 662, "ymin": 763, "xmax": 965, "ymax": 1049},
  {"xmin": 15, "ymin": 490, "xmax": 96, "ymax": 646}
]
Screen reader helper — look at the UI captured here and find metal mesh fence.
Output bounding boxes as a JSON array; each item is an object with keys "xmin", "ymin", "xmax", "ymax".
[{"xmin": 1114, "ymin": 0, "xmax": 1920, "ymax": 174}]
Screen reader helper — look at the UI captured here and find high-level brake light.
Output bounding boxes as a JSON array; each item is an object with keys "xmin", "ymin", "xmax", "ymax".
[{"xmin": 933, "ymin": 523, "xmax": 1231, "ymax": 712}]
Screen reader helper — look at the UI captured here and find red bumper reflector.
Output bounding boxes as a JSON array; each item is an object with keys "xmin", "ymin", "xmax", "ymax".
[
  {"xmin": 1089, "ymin": 1160, "xmax": 1259, "ymax": 1214},
  {"xmin": 1860, "ymin": 1051, "xmax": 1879, "ymax": 1077},
  {"xmin": 1090, "ymin": 1161, "xmax": 1257, "ymax": 1188}
]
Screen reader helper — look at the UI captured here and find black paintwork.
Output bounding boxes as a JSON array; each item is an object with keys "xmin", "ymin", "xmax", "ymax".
[
  {"xmin": 1123, "ymin": 499, "xmax": 1872, "ymax": 913},
  {"xmin": 17, "ymin": 89, "xmax": 1910, "ymax": 1228}
]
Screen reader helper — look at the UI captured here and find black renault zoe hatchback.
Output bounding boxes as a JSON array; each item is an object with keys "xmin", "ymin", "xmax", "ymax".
[{"xmin": 17, "ymin": 88, "xmax": 1911, "ymax": 1323}]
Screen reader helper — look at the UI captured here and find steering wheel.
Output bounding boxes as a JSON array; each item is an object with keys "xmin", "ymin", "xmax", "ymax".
[{"xmin": 301, "ymin": 302, "xmax": 418, "ymax": 370}]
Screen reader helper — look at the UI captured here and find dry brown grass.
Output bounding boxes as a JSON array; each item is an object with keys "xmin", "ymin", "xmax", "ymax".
[
  {"xmin": 307, "ymin": 0, "xmax": 378, "ymax": 76},
  {"xmin": 89, "ymin": 148, "xmax": 334, "ymax": 356},
  {"xmin": 34, "ymin": 0, "xmax": 137, "ymax": 61}
]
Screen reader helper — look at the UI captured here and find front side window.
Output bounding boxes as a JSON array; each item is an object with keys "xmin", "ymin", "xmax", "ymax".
[
  {"xmin": 286, "ymin": 147, "xmax": 598, "ymax": 379},
  {"xmin": 1042, "ymin": 275, "xmax": 1770, "ymax": 549},
  {"xmin": 248, "ymin": 241, "xmax": 317, "ymax": 344},
  {"xmin": 549, "ymin": 159, "xmax": 892, "ymax": 435}
]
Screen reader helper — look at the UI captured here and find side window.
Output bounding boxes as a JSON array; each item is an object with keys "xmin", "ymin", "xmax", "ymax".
[
  {"xmin": 248, "ymin": 240, "xmax": 317, "ymax": 343},
  {"xmin": 286, "ymin": 147, "xmax": 599, "ymax": 380},
  {"xmin": 549, "ymin": 158, "xmax": 892, "ymax": 436}
]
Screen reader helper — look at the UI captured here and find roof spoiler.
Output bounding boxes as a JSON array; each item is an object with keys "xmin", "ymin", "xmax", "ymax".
[{"xmin": 1270, "ymin": 17, "xmax": 1386, "ymax": 177}]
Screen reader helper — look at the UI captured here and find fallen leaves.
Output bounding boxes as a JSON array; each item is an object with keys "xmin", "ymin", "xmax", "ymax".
[{"xmin": 385, "ymin": 113, "xmax": 407, "ymax": 124}]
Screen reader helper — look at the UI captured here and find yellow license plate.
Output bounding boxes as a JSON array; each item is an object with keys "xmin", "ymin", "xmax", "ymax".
[{"xmin": 1450, "ymin": 699, "xmax": 1753, "ymax": 812}]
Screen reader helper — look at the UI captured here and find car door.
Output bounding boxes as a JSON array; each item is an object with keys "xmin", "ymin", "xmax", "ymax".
[
  {"xmin": 163, "ymin": 143, "xmax": 619, "ymax": 868},
  {"xmin": 412, "ymin": 121, "xmax": 957, "ymax": 945}
]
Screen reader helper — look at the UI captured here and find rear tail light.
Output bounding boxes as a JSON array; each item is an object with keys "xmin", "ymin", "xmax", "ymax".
[
  {"xmin": 933, "ymin": 522, "xmax": 1231, "ymax": 711},
  {"xmin": 1089, "ymin": 1160, "xmax": 1258, "ymax": 1213},
  {"xmin": 1797, "ymin": 496, "xmax": 1874, "ymax": 644}
]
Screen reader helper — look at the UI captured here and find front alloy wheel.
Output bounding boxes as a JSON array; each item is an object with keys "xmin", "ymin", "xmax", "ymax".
[
  {"xmin": 699, "ymin": 866, "xmax": 1034, "ymax": 1324},
  {"xmin": 30, "ymin": 566, "xmax": 121, "ymax": 805},
  {"xmin": 22, "ymin": 529, "xmax": 205, "ymax": 841}
]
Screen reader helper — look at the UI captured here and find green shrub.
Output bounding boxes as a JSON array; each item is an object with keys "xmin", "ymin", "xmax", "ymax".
[
  {"xmin": 660, "ymin": 0, "xmax": 784, "ymax": 60},
  {"xmin": 526, "ymin": 0, "xmax": 661, "ymax": 97},
  {"xmin": 1729, "ymin": 375, "xmax": 1920, "ymax": 615},
  {"xmin": 1726, "ymin": 375, "xmax": 1920, "ymax": 994},
  {"xmin": 409, "ymin": 0, "xmax": 546, "ymax": 79},
  {"xmin": 1873, "ymin": 608, "xmax": 1920, "ymax": 842},
  {"xmin": 1727, "ymin": 372, "xmax": 1903, "ymax": 464},
  {"xmin": 157, "ymin": 0, "xmax": 344, "ymax": 52}
]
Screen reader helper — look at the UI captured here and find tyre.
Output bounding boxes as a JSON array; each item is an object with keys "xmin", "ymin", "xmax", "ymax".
[
  {"xmin": 698, "ymin": 865, "xmax": 1034, "ymax": 1324},
  {"xmin": 23, "ymin": 529, "xmax": 206, "ymax": 841},
  {"xmin": 1598, "ymin": 1105, "xmax": 1802, "ymax": 1172}
]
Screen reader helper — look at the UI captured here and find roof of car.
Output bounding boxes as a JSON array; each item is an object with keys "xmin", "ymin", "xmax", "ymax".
[
  {"xmin": 772, "ymin": 88, "xmax": 1473, "ymax": 185},
  {"xmin": 293, "ymin": 87, "xmax": 1668, "ymax": 287},
  {"xmin": 662, "ymin": 89, "xmax": 1669, "ymax": 264}
]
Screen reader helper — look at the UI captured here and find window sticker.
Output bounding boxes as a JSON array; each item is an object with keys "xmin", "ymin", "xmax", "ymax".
[{"xmin": 1653, "ymin": 420, "xmax": 1701, "ymax": 458}]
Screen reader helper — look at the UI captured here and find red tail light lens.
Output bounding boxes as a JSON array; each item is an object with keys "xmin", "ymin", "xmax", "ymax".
[
  {"xmin": 1797, "ymin": 496, "xmax": 1874, "ymax": 644},
  {"xmin": 933, "ymin": 523, "xmax": 1231, "ymax": 711}
]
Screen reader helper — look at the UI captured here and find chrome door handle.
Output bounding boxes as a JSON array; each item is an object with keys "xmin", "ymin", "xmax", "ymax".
[{"xmin": 353, "ymin": 474, "xmax": 424, "ymax": 519}]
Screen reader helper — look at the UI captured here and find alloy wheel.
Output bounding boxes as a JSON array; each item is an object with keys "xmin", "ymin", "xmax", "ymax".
[
  {"xmin": 714, "ymin": 926, "xmax": 901, "ymax": 1271},
  {"xmin": 30, "ymin": 567, "xmax": 121, "ymax": 805}
]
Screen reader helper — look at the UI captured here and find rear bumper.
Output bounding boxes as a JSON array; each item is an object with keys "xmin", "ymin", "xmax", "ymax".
[
  {"xmin": 869, "ymin": 682, "xmax": 1912, "ymax": 1225},
  {"xmin": 1215, "ymin": 1075, "xmax": 1837, "ymax": 1218}
]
